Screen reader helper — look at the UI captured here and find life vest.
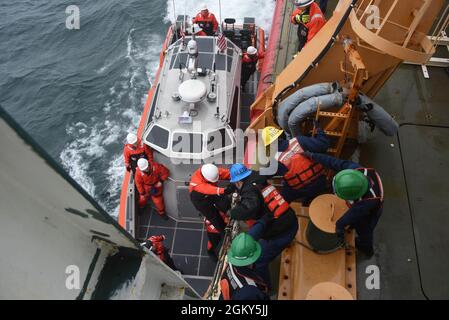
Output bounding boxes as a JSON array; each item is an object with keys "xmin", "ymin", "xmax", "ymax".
[
  {"xmin": 260, "ymin": 184, "xmax": 290, "ymax": 218},
  {"xmin": 193, "ymin": 13, "xmax": 218, "ymax": 36},
  {"xmin": 290, "ymin": 2, "xmax": 326, "ymax": 42},
  {"xmin": 135, "ymin": 163, "xmax": 169, "ymax": 196},
  {"xmin": 220, "ymin": 264, "xmax": 268, "ymax": 300},
  {"xmin": 346, "ymin": 168, "xmax": 384, "ymax": 208},
  {"xmin": 242, "ymin": 53, "xmax": 258, "ymax": 66},
  {"xmin": 124, "ymin": 140, "xmax": 153, "ymax": 170},
  {"xmin": 125, "ymin": 145, "xmax": 147, "ymax": 169},
  {"xmin": 276, "ymin": 138, "xmax": 325, "ymax": 189},
  {"xmin": 148, "ymin": 236, "xmax": 166, "ymax": 262},
  {"xmin": 189, "ymin": 166, "xmax": 230, "ymax": 195}
]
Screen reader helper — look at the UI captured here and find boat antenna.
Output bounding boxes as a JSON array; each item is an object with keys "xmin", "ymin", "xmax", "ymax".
[
  {"xmin": 218, "ymin": 0, "xmax": 223, "ymax": 33},
  {"xmin": 172, "ymin": 0, "xmax": 178, "ymax": 41},
  {"xmin": 183, "ymin": 0, "xmax": 187, "ymax": 45}
]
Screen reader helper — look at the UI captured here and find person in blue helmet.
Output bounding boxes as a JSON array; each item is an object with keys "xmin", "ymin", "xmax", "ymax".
[
  {"xmin": 301, "ymin": 152, "xmax": 384, "ymax": 257},
  {"xmin": 227, "ymin": 163, "xmax": 299, "ymax": 288}
]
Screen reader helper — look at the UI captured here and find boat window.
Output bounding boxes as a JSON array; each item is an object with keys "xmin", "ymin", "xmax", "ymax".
[
  {"xmin": 198, "ymin": 53, "xmax": 214, "ymax": 70},
  {"xmin": 207, "ymin": 128, "xmax": 233, "ymax": 152},
  {"xmin": 214, "ymin": 54, "xmax": 226, "ymax": 71},
  {"xmin": 147, "ymin": 125, "xmax": 169, "ymax": 149},
  {"xmin": 170, "ymin": 52, "xmax": 188, "ymax": 69},
  {"xmin": 227, "ymin": 56, "xmax": 233, "ymax": 72},
  {"xmin": 172, "ymin": 132, "xmax": 203, "ymax": 154},
  {"xmin": 148, "ymin": 84, "xmax": 160, "ymax": 122},
  {"xmin": 196, "ymin": 38, "xmax": 214, "ymax": 53},
  {"xmin": 227, "ymin": 48, "xmax": 233, "ymax": 56},
  {"xmin": 229, "ymin": 87, "xmax": 239, "ymax": 130}
]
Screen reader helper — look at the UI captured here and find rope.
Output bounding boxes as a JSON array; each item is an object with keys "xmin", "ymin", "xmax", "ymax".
[{"xmin": 205, "ymin": 194, "xmax": 240, "ymax": 300}]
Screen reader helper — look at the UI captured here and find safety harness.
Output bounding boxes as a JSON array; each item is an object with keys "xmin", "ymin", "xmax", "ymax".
[
  {"xmin": 346, "ymin": 168, "xmax": 384, "ymax": 208},
  {"xmin": 219, "ymin": 264, "xmax": 268, "ymax": 300}
]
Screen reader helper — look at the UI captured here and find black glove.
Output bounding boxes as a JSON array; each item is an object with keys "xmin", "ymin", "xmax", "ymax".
[
  {"xmin": 126, "ymin": 165, "xmax": 131, "ymax": 172},
  {"xmin": 223, "ymin": 184, "xmax": 236, "ymax": 195}
]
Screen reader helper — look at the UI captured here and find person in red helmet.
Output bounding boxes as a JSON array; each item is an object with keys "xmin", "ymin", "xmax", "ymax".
[
  {"xmin": 241, "ymin": 46, "xmax": 264, "ymax": 90},
  {"xmin": 290, "ymin": 0, "xmax": 326, "ymax": 52},
  {"xmin": 143, "ymin": 235, "xmax": 180, "ymax": 272},
  {"xmin": 135, "ymin": 158, "xmax": 169, "ymax": 220},
  {"xmin": 123, "ymin": 132, "xmax": 153, "ymax": 173},
  {"xmin": 189, "ymin": 164, "xmax": 234, "ymax": 235},
  {"xmin": 192, "ymin": 4, "xmax": 219, "ymax": 36}
]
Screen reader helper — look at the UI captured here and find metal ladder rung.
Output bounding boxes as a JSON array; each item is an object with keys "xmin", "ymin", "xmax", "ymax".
[{"xmin": 318, "ymin": 111, "xmax": 350, "ymax": 118}]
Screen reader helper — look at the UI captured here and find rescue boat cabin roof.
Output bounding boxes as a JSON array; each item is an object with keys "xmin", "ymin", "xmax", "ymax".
[{"xmin": 143, "ymin": 36, "xmax": 242, "ymax": 160}]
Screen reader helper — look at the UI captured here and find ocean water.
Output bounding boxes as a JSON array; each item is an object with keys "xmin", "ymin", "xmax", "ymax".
[{"xmin": 0, "ymin": 0, "xmax": 275, "ymax": 217}]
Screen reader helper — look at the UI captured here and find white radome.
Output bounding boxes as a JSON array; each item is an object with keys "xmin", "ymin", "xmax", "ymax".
[{"xmin": 178, "ymin": 79, "xmax": 207, "ymax": 104}]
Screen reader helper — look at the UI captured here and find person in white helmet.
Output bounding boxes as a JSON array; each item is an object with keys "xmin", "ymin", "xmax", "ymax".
[
  {"xmin": 135, "ymin": 158, "xmax": 170, "ymax": 220},
  {"xmin": 291, "ymin": 0, "xmax": 326, "ymax": 52},
  {"xmin": 192, "ymin": 4, "xmax": 219, "ymax": 36},
  {"xmin": 123, "ymin": 132, "xmax": 153, "ymax": 173},
  {"xmin": 241, "ymin": 46, "xmax": 263, "ymax": 90},
  {"xmin": 189, "ymin": 164, "xmax": 234, "ymax": 256}
]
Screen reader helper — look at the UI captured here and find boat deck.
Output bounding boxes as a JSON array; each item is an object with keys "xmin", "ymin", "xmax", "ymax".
[{"xmin": 135, "ymin": 71, "xmax": 260, "ymax": 297}]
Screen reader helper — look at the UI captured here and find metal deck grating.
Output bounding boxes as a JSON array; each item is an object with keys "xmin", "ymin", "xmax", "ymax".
[{"xmin": 136, "ymin": 205, "xmax": 215, "ymax": 297}]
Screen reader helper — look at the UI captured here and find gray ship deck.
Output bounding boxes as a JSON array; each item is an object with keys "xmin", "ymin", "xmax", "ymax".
[
  {"xmin": 356, "ymin": 64, "xmax": 449, "ymax": 300},
  {"xmin": 271, "ymin": 0, "xmax": 449, "ymax": 300}
]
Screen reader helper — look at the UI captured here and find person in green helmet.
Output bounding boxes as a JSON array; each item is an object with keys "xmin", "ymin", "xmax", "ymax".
[
  {"xmin": 301, "ymin": 152, "xmax": 384, "ymax": 257},
  {"xmin": 219, "ymin": 232, "xmax": 270, "ymax": 300}
]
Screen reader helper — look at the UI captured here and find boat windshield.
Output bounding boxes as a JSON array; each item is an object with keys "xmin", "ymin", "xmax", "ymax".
[
  {"xmin": 146, "ymin": 124, "xmax": 169, "ymax": 150},
  {"xmin": 172, "ymin": 132, "xmax": 204, "ymax": 154},
  {"xmin": 206, "ymin": 128, "xmax": 233, "ymax": 152}
]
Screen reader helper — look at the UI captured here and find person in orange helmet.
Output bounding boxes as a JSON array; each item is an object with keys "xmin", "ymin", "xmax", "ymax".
[
  {"xmin": 189, "ymin": 164, "xmax": 234, "ymax": 235},
  {"xmin": 135, "ymin": 158, "xmax": 170, "ymax": 220},
  {"xmin": 123, "ymin": 132, "xmax": 153, "ymax": 173},
  {"xmin": 192, "ymin": 4, "xmax": 219, "ymax": 36},
  {"xmin": 291, "ymin": 0, "xmax": 326, "ymax": 52}
]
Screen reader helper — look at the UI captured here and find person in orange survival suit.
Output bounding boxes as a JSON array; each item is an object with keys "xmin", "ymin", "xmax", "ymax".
[
  {"xmin": 142, "ymin": 235, "xmax": 180, "ymax": 272},
  {"xmin": 291, "ymin": 0, "xmax": 326, "ymax": 52},
  {"xmin": 123, "ymin": 132, "xmax": 153, "ymax": 174},
  {"xmin": 189, "ymin": 164, "xmax": 235, "ymax": 236},
  {"xmin": 241, "ymin": 46, "xmax": 264, "ymax": 90},
  {"xmin": 192, "ymin": 4, "xmax": 219, "ymax": 36},
  {"xmin": 135, "ymin": 158, "xmax": 170, "ymax": 220},
  {"xmin": 203, "ymin": 211, "xmax": 229, "ymax": 258}
]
